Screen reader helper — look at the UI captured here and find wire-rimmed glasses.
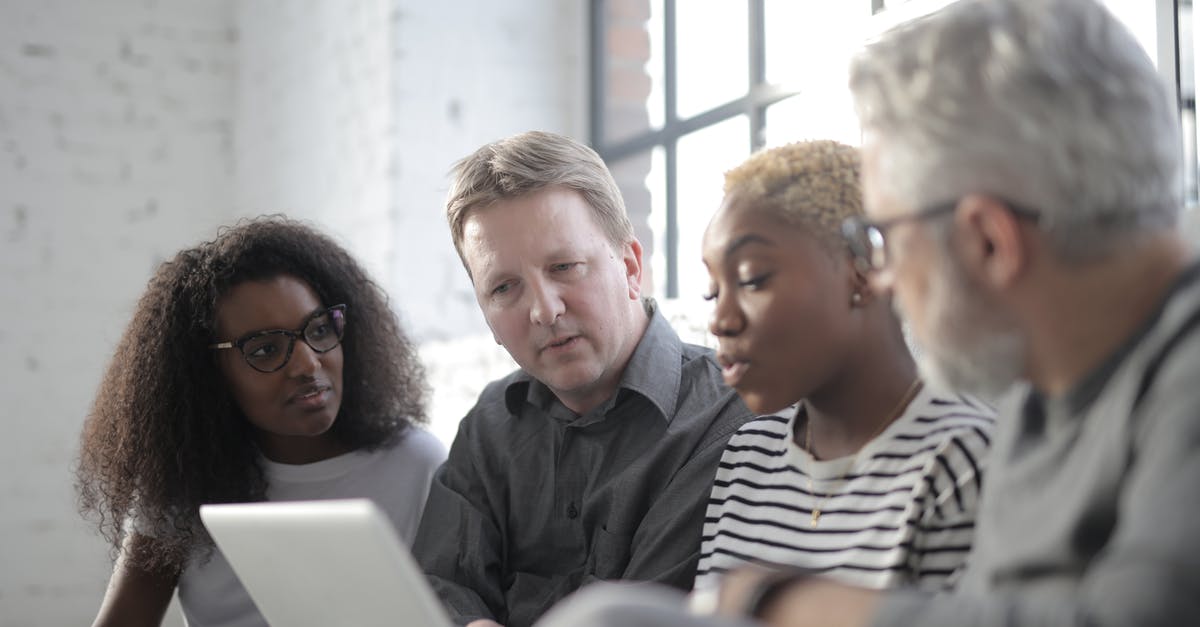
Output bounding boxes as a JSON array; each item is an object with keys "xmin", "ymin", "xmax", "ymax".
[{"xmin": 841, "ymin": 200, "xmax": 1040, "ymax": 274}]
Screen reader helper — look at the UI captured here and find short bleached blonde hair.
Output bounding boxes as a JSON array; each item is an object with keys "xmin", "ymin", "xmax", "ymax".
[{"xmin": 723, "ymin": 140, "xmax": 862, "ymax": 251}]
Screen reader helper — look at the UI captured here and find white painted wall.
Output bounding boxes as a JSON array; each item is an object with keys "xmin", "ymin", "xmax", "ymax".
[
  {"xmin": 0, "ymin": 1, "xmax": 235, "ymax": 624},
  {"xmin": 233, "ymin": 0, "xmax": 396, "ymax": 284},
  {"xmin": 390, "ymin": 0, "xmax": 586, "ymax": 344},
  {"xmin": 0, "ymin": 0, "xmax": 584, "ymax": 623},
  {"xmin": 390, "ymin": 0, "xmax": 587, "ymax": 445}
]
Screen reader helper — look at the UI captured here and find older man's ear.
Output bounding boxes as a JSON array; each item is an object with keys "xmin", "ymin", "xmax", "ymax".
[{"xmin": 951, "ymin": 194, "xmax": 1032, "ymax": 292}]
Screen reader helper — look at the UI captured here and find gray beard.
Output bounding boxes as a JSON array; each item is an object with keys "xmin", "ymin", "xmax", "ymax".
[
  {"xmin": 915, "ymin": 327, "xmax": 1025, "ymax": 400},
  {"xmin": 904, "ymin": 260, "xmax": 1027, "ymax": 401}
]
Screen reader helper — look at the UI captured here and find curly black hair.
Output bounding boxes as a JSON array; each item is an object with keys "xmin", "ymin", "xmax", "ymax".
[{"xmin": 76, "ymin": 216, "xmax": 428, "ymax": 573}]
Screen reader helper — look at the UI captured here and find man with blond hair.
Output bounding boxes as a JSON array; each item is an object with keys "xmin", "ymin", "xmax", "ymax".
[{"xmin": 412, "ymin": 130, "xmax": 752, "ymax": 627}]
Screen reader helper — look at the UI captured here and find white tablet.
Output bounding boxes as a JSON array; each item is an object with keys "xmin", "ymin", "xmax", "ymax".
[{"xmin": 200, "ymin": 498, "xmax": 453, "ymax": 627}]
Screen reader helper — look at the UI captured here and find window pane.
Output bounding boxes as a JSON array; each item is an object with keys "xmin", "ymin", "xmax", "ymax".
[
  {"xmin": 604, "ymin": 0, "xmax": 664, "ymax": 144},
  {"xmin": 764, "ymin": 2, "xmax": 864, "ymax": 149},
  {"xmin": 864, "ymin": 0, "xmax": 960, "ymax": 39},
  {"xmin": 647, "ymin": 0, "xmax": 665, "ymax": 130},
  {"xmin": 764, "ymin": 93, "xmax": 860, "ymax": 148},
  {"xmin": 765, "ymin": 1, "xmax": 864, "ymax": 89},
  {"xmin": 676, "ymin": 1, "xmax": 748, "ymax": 120},
  {"xmin": 1100, "ymin": 0, "xmax": 1160, "ymax": 65},
  {"xmin": 675, "ymin": 115, "xmax": 751, "ymax": 302}
]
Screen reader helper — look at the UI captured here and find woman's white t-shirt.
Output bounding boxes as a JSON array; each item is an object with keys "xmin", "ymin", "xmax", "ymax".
[{"xmin": 177, "ymin": 428, "xmax": 446, "ymax": 627}]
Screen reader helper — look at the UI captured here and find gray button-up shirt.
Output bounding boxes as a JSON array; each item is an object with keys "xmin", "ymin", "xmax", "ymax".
[{"xmin": 413, "ymin": 307, "xmax": 754, "ymax": 627}]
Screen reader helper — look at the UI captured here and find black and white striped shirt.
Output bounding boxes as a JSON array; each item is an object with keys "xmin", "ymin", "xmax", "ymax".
[{"xmin": 695, "ymin": 387, "xmax": 994, "ymax": 591}]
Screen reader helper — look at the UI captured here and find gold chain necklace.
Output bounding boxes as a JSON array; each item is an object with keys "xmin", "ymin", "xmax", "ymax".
[{"xmin": 804, "ymin": 378, "xmax": 923, "ymax": 528}]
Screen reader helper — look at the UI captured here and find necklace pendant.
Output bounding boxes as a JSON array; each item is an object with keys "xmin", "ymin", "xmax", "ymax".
[{"xmin": 811, "ymin": 509, "xmax": 820, "ymax": 528}]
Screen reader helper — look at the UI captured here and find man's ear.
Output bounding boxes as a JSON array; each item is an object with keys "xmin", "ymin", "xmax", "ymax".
[
  {"xmin": 624, "ymin": 238, "xmax": 645, "ymax": 300},
  {"xmin": 953, "ymin": 194, "xmax": 1027, "ymax": 289}
]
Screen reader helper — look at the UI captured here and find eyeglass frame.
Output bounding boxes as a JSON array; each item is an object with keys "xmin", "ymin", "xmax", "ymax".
[
  {"xmin": 841, "ymin": 199, "xmax": 1041, "ymax": 275},
  {"xmin": 208, "ymin": 304, "xmax": 348, "ymax": 373}
]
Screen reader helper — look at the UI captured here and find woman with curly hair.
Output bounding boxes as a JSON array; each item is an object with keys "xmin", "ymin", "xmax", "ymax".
[{"xmin": 76, "ymin": 216, "xmax": 445, "ymax": 626}]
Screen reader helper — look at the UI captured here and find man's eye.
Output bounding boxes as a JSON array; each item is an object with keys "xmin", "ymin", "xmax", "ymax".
[
  {"xmin": 551, "ymin": 263, "xmax": 576, "ymax": 272},
  {"xmin": 493, "ymin": 283, "xmax": 511, "ymax": 295}
]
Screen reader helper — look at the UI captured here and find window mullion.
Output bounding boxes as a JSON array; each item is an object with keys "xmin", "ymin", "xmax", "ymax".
[
  {"xmin": 588, "ymin": 0, "xmax": 607, "ymax": 147},
  {"xmin": 664, "ymin": 0, "xmax": 679, "ymax": 297},
  {"xmin": 749, "ymin": 0, "xmax": 767, "ymax": 151}
]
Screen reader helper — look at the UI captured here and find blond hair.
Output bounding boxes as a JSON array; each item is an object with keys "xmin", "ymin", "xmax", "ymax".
[
  {"xmin": 445, "ymin": 131, "xmax": 633, "ymax": 269},
  {"xmin": 723, "ymin": 140, "xmax": 862, "ymax": 251}
]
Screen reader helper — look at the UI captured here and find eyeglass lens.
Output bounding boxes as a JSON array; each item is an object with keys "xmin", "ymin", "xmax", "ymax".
[
  {"xmin": 867, "ymin": 226, "xmax": 886, "ymax": 270},
  {"xmin": 242, "ymin": 308, "xmax": 345, "ymax": 372},
  {"xmin": 843, "ymin": 219, "xmax": 889, "ymax": 273}
]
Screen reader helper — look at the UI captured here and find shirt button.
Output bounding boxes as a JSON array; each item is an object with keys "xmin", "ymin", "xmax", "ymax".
[{"xmin": 567, "ymin": 502, "xmax": 579, "ymax": 519}]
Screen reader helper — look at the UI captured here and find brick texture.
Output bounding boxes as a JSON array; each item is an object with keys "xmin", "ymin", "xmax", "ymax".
[{"xmin": 0, "ymin": 0, "xmax": 583, "ymax": 623}]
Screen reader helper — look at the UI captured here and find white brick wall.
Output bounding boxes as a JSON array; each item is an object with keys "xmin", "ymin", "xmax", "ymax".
[
  {"xmin": 0, "ymin": 0, "xmax": 235, "ymax": 624},
  {"xmin": 0, "ymin": 0, "xmax": 585, "ymax": 623},
  {"xmin": 233, "ymin": 0, "xmax": 395, "ymax": 285},
  {"xmin": 390, "ymin": 0, "xmax": 587, "ymax": 343}
]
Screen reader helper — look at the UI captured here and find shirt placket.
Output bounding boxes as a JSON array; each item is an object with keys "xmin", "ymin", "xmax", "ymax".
[{"xmin": 554, "ymin": 423, "xmax": 588, "ymax": 559}]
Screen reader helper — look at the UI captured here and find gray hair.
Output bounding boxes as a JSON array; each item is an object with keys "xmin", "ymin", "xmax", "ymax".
[
  {"xmin": 850, "ymin": 0, "xmax": 1183, "ymax": 261},
  {"xmin": 445, "ymin": 130, "xmax": 633, "ymax": 270}
]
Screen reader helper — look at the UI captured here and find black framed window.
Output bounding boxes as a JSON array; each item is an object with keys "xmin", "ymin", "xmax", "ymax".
[
  {"xmin": 588, "ymin": 0, "xmax": 944, "ymax": 301},
  {"xmin": 590, "ymin": 0, "xmax": 1198, "ymax": 303}
]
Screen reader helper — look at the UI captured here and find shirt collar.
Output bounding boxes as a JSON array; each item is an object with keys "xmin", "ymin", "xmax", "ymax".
[{"xmin": 502, "ymin": 299, "xmax": 683, "ymax": 423}]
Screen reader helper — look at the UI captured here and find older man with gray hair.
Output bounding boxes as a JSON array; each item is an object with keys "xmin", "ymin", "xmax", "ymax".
[{"xmin": 534, "ymin": 0, "xmax": 1200, "ymax": 625}]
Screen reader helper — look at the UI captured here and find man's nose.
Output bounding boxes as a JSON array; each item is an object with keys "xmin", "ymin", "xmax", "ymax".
[{"xmin": 528, "ymin": 279, "xmax": 565, "ymax": 326}]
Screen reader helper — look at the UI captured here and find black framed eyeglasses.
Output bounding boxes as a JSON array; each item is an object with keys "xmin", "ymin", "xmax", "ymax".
[
  {"xmin": 209, "ymin": 304, "xmax": 347, "ymax": 373},
  {"xmin": 841, "ymin": 200, "xmax": 1040, "ymax": 274}
]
